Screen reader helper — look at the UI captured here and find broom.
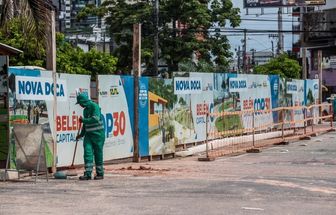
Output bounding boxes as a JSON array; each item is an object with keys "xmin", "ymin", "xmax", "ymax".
[
  {"xmin": 54, "ymin": 123, "xmax": 82, "ymax": 179},
  {"xmin": 66, "ymin": 122, "xmax": 83, "ymax": 176}
]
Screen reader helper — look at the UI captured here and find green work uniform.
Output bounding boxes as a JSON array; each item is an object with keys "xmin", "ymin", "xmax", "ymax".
[{"xmin": 76, "ymin": 94, "xmax": 105, "ymax": 177}]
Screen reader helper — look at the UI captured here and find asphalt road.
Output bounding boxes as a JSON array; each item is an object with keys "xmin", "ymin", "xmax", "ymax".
[{"xmin": 1, "ymin": 132, "xmax": 336, "ymax": 215}]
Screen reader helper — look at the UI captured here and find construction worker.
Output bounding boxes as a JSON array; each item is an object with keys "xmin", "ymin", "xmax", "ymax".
[{"xmin": 76, "ymin": 93, "xmax": 105, "ymax": 180}]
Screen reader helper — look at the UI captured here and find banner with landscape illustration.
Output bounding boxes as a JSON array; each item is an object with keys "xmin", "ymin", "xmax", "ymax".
[
  {"xmin": 211, "ymin": 73, "xmax": 278, "ymax": 135},
  {"xmin": 147, "ymin": 78, "xmax": 176, "ymax": 156},
  {"xmin": 7, "ymin": 68, "xmax": 55, "ymax": 168},
  {"xmin": 7, "ymin": 68, "xmax": 92, "ymax": 167},
  {"xmin": 305, "ymin": 79, "xmax": 319, "ymax": 124}
]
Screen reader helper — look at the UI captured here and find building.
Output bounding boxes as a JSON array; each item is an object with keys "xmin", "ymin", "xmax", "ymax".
[
  {"xmin": 53, "ymin": 0, "xmax": 102, "ymax": 31},
  {"xmin": 52, "ymin": 0, "xmax": 111, "ymax": 53},
  {"xmin": 299, "ymin": 1, "xmax": 336, "ymax": 99},
  {"xmin": 232, "ymin": 50, "xmax": 274, "ymax": 73}
]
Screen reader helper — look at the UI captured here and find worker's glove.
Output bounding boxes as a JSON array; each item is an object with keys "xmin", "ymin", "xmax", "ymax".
[{"xmin": 76, "ymin": 135, "xmax": 81, "ymax": 141}]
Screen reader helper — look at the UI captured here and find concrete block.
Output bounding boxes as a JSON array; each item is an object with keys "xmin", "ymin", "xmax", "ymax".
[
  {"xmin": 198, "ymin": 157, "xmax": 215, "ymax": 162},
  {"xmin": 274, "ymin": 141, "xmax": 289, "ymax": 145},
  {"xmin": 0, "ymin": 169, "xmax": 19, "ymax": 180},
  {"xmin": 246, "ymin": 148, "xmax": 261, "ymax": 153}
]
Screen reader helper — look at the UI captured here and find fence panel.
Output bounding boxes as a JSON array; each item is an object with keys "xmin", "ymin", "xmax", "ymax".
[{"xmin": 204, "ymin": 104, "xmax": 334, "ymax": 159}]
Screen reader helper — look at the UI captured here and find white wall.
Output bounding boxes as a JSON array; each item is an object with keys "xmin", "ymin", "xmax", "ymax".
[{"xmin": 322, "ymin": 1, "xmax": 336, "ymax": 10}]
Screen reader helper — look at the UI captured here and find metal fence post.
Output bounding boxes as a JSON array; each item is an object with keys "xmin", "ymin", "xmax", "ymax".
[
  {"xmin": 319, "ymin": 104, "xmax": 322, "ymax": 124},
  {"xmin": 304, "ymin": 107, "xmax": 307, "ymax": 135},
  {"xmin": 330, "ymin": 104, "xmax": 333, "ymax": 129},
  {"xmin": 206, "ymin": 113, "xmax": 209, "ymax": 159},
  {"xmin": 312, "ymin": 106, "xmax": 315, "ymax": 133},
  {"xmin": 281, "ymin": 108, "xmax": 284, "ymax": 140},
  {"xmin": 252, "ymin": 109, "xmax": 255, "ymax": 148}
]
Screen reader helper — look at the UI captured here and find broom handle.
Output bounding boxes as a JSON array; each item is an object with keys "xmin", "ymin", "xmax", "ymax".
[{"xmin": 71, "ymin": 122, "xmax": 82, "ymax": 167}]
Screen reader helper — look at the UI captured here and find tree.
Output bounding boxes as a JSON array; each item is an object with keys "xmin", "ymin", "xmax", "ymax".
[
  {"xmin": 56, "ymin": 34, "xmax": 118, "ymax": 76},
  {"xmin": 254, "ymin": 54, "xmax": 301, "ymax": 79},
  {"xmin": 0, "ymin": 18, "xmax": 118, "ymax": 76},
  {"xmin": 0, "ymin": 0, "xmax": 52, "ymax": 34},
  {"xmin": 149, "ymin": 79, "xmax": 177, "ymax": 110},
  {"xmin": 0, "ymin": 18, "xmax": 45, "ymax": 67},
  {"xmin": 81, "ymin": 0, "xmax": 240, "ymax": 74},
  {"xmin": 0, "ymin": 0, "xmax": 53, "ymax": 55}
]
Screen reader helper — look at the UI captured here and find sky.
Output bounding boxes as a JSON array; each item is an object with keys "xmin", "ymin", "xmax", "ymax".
[{"xmin": 228, "ymin": 0, "xmax": 297, "ymax": 54}]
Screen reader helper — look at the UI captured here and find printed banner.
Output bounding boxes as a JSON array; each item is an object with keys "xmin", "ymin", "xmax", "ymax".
[
  {"xmin": 229, "ymin": 77, "xmax": 248, "ymax": 93},
  {"xmin": 15, "ymin": 76, "xmax": 67, "ymax": 101},
  {"xmin": 138, "ymin": 77, "xmax": 149, "ymax": 157},
  {"xmin": 305, "ymin": 79, "xmax": 319, "ymax": 124},
  {"xmin": 98, "ymin": 75, "xmax": 135, "ymax": 160},
  {"xmin": 290, "ymin": 79, "xmax": 305, "ymax": 127},
  {"xmin": 8, "ymin": 68, "xmax": 54, "ymax": 168},
  {"xmin": 174, "ymin": 77, "xmax": 202, "ymax": 95},
  {"xmin": 172, "ymin": 73, "xmax": 214, "ymax": 144},
  {"xmin": 147, "ymin": 78, "xmax": 175, "ymax": 155},
  {"xmin": 55, "ymin": 74, "xmax": 90, "ymax": 166},
  {"xmin": 286, "ymin": 82, "xmax": 298, "ymax": 94}
]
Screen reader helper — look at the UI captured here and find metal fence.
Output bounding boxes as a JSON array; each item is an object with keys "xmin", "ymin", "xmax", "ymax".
[{"xmin": 204, "ymin": 103, "xmax": 334, "ymax": 159}]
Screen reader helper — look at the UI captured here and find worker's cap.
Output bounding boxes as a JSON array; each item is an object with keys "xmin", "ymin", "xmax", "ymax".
[{"xmin": 76, "ymin": 93, "xmax": 89, "ymax": 105}]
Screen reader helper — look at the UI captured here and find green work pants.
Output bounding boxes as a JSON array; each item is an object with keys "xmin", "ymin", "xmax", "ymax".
[{"xmin": 83, "ymin": 132, "xmax": 105, "ymax": 177}]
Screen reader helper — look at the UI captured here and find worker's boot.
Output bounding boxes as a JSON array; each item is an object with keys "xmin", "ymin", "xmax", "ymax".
[
  {"xmin": 79, "ymin": 172, "xmax": 91, "ymax": 180},
  {"xmin": 94, "ymin": 175, "xmax": 104, "ymax": 180}
]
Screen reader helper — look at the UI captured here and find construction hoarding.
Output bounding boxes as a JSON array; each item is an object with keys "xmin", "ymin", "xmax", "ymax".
[{"xmin": 3, "ymin": 68, "xmax": 320, "ymax": 166}]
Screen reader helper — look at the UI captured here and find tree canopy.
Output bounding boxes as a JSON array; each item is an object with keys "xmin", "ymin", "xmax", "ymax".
[
  {"xmin": 0, "ymin": 0, "xmax": 53, "ymax": 43},
  {"xmin": 254, "ymin": 54, "xmax": 301, "ymax": 79},
  {"xmin": 79, "ymin": 0, "xmax": 240, "ymax": 74},
  {"xmin": 0, "ymin": 18, "xmax": 118, "ymax": 76}
]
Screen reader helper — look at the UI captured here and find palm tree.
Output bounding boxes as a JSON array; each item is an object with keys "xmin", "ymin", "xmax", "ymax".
[{"xmin": 0, "ymin": 0, "xmax": 53, "ymax": 47}]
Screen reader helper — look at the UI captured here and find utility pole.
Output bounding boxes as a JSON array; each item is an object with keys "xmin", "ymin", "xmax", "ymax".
[
  {"xmin": 300, "ymin": 7, "xmax": 307, "ymax": 79},
  {"xmin": 153, "ymin": 0, "xmax": 159, "ymax": 76},
  {"xmin": 103, "ymin": 32, "xmax": 106, "ymax": 53},
  {"xmin": 237, "ymin": 46, "xmax": 241, "ymax": 72},
  {"xmin": 46, "ymin": 10, "xmax": 57, "ymax": 173},
  {"xmin": 318, "ymin": 49, "xmax": 323, "ymax": 124},
  {"xmin": 269, "ymin": 34, "xmax": 278, "ymax": 56},
  {"xmin": 243, "ymin": 29, "xmax": 247, "ymax": 73},
  {"xmin": 318, "ymin": 50, "xmax": 323, "ymax": 104},
  {"xmin": 133, "ymin": 24, "xmax": 141, "ymax": 162},
  {"xmin": 302, "ymin": 47, "xmax": 307, "ymax": 79},
  {"xmin": 251, "ymin": 49, "xmax": 256, "ymax": 67},
  {"xmin": 277, "ymin": 7, "xmax": 284, "ymax": 54}
]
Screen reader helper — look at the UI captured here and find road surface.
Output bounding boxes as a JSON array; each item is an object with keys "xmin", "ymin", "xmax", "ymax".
[{"xmin": 0, "ymin": 132, "xmax": 336, "ymax": 215}]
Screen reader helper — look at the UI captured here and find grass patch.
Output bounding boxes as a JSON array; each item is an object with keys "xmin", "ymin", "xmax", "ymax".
[
  {"xmin": 175, "ymin": 109, "xmax": 193, "ymax": 130},
  {"xmin": 215, "ymin": 115, "xmax": 243, "ymax": 132},
  {"xmin": 219, "ymin": 101, "xmax": 233, "ymax": 112}
]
